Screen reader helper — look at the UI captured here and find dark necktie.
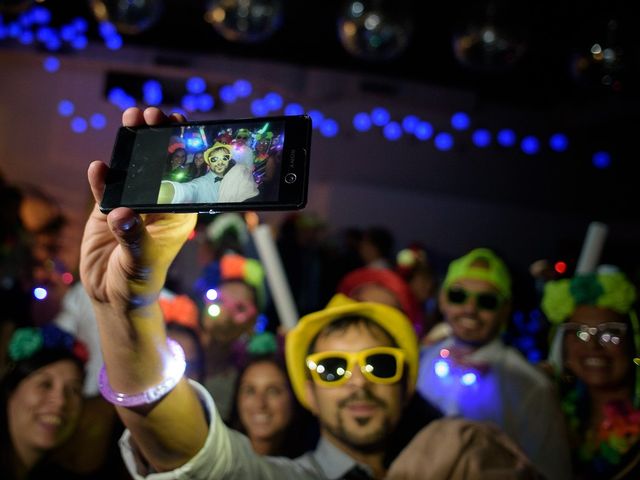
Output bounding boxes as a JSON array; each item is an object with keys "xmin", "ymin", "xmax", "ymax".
[
  {"xmin": 214, "ymin": 176, "xmax": 223, "ymax": 183},
  {"xmin": 342, "ymin": 465, "xmax": 373, "ymax": 479}
]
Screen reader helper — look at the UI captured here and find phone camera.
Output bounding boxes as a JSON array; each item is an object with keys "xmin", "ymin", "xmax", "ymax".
[{"xmin": 284, "ymin": 173, "xmax": 297, "ymax": 184}]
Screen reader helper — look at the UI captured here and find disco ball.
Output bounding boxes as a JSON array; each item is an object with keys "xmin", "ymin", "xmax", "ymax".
[
  {"xmin": 0, "ymin": 0, "xmax": 33, "ymax": 13},
  {"xmin": 88, "ymin": 0, "xmax": 165, "ymax": 35},
  {"xmin": 337, "ymin": 0, "xmax": 414, "ymax": 62},
  {"xmin": 452, "ymin": 24, "xmax": 526, "ymax": 72},
  {"xmin": 570, "ymin": 21, "xmax": 625, "ymax": 93},
  {"xmin": 204, "ymin": 0, "xmax": 284, "ymax": 44}
]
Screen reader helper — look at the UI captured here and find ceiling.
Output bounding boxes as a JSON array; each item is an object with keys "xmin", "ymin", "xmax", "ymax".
[{"xmin": 16, "ymin": 0, "xmax": 638, "ymax": 110}]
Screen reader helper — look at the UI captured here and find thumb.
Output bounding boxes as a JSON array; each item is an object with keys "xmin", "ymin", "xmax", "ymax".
[{"xmin": 107, "ymin": 208, "xmax": 146, "ymax": 263}]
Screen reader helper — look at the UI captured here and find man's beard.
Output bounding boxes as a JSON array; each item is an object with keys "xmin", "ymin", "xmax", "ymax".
[{"xmin": 322, "ymin": 389, "xmax": 392, "ymax": 453}]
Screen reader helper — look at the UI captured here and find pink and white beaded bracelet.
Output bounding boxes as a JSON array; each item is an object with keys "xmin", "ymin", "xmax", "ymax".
[{"xmin": 98, "ymin": 338, "xmax": 186, "ymax": 407}]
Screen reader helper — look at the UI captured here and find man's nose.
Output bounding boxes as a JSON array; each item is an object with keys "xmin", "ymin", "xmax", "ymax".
[{"xmin": 346, "ymin": 365, "xmax": 368, "ymax": 388}]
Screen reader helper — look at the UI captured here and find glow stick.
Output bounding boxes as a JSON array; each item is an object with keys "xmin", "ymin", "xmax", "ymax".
[
  {"xmin": 251, "ymin": 224, "xmax": 299, "ymax": 330},
  {"xmin": 575, "ymin": 221, "xmax": 608, "ymax": 274}
]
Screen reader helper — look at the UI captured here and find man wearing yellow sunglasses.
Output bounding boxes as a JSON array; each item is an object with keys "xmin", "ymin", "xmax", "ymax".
[
  {"xmin": 417, "ymin": 247, "xmax": 571, "ymax": 480},
  {"xmin": 80, "ymin": 107, "xmax": 542, "ymax": 480}
]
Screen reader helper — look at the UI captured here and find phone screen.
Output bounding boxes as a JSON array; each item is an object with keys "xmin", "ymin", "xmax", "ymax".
[{"xmin": 101, "ymin": 115, "xmax": 311, "ymax": 213}]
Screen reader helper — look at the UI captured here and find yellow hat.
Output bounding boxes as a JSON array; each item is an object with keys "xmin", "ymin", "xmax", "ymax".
[
  {"xmin": 443, "ymin": 247, "xmax": 512, "ymax": 299},
  {"xmin": 204, "ymin": 142, "xmax": 232, "ymax": 165},
  {"xmin": 285, "ymin": 293, "xmax": 419, "ymax": 411}
]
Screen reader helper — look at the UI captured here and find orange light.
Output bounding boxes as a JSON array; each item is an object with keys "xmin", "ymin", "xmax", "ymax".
[
  {"xmin": 188, "ymin": 229, "xmax": 196, "ymax": 241},
  {"xmin": 554, "ymin": 261, "xmax": 567, "ymax": 274}
]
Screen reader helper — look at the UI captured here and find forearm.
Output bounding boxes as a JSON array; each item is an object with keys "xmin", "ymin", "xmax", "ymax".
[{"xmin": 93, "ymin": 301, "xmax": 208, "ymax": 472}]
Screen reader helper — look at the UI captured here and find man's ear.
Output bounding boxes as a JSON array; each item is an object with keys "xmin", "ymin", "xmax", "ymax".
[{"xmin": 305, "ymin": 380, "xmax": 319, "ymax": 415}]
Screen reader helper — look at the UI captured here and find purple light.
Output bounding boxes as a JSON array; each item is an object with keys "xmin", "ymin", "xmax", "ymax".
[
  {"xmin": 521, "ymin": 136, "xmax": 540, "ymax": 155},
  {"xmin": 353, "ymin": 112, "xmax": 372, "ymax": 132},
  {"xmin": 402, "ymin": 115, "xmax": 420, "ymax": 133},
  {"xmin": 383, "ymin": 121, "xmax": 403, "ymax": 141},
  {"xmin": 472, "ymin": 129, "xmax": 491, "ymax": 148},
  {"xmin": 451, "ymin": 112, "xmax": 470, "ymax": 130},
  {"xmin": 284, "ymin": 103, "xmax": 304, "ymax": 116},
  {"xmin": 58, "ymin": 99, "xmax": 74, "ymax": 117},
  {"xmin": 319, "ymin": 118, "xmax": 339, "ymax": 137},
  {"xmin": 186, "ymin": 76, "xmax": 206, "ymax": 94},
  {"xmin": 414, "ymin": 121, "xmax": 434, "ymax": 140},
  {"xmin": 233, "ymin": 79, "xmax": 252, "ymax": 97},
  {"xmin": 43, "ymin": 56, "xmax": 60, "ymax": 72},
  {"xmin": 251, "ymin": 99, "xmax": 269, "ymax": 116},
  {"xmin": 549, "ymin": 133, "xmax": 569, "ymax": 152},
  {"xmin": 371, "ymin": 107, "xmax": 390, "ymax": 126},
  {"xmin": 71, "ymin": 117, "xmax": 88, "ymax": 133},
  {"xmin": 592, "ymin": 151, "xmax": 611, "ymax": 169},
  {"xmin": 90, "ymin": 113, "xmax": 107, "ymax": 130},
  {"xmin": 497, "ymin": 129, "xmax": 517, "ymax": 147},
  {"xmin": 434, "ymin": 132, "xmax": 454, "ymax": 151},
  {"xmin": 219, "ymin": 85, "xmax": 237, "ymax": 104}
]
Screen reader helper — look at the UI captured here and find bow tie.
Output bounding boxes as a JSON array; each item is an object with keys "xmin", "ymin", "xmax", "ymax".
[{"xmin": 214, "ymin": 176, "xmax": 223, "ymax": 183}]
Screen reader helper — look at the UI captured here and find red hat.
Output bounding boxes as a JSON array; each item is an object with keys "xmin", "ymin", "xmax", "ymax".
[{"xmin": 337, "ymin": 267, "xmax": 425, "ymax": 337}]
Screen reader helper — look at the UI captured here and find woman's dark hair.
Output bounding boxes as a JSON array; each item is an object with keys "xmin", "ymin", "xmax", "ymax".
[{"xmin": 227, "ymin": 353, "xmax": 318, "ymax": 458}]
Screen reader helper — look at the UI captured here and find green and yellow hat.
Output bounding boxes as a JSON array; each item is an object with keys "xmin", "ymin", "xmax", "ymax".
[
  {"xmin": 442, "ymin": 247, "xmax": 512, "ymax": 299},
  {"xmin": 285, "ymin": 294, "xmax": 419, "ymax": 411}
]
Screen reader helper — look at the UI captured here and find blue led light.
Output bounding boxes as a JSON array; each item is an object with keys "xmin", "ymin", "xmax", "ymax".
[
  {"xmin": 90, "ymin": 113, "xmax": 107, "ymax": 130},
  {"xmin": 219, "ymin": 85, "xmax": 237, "ymax": 104},
  {"xmin": 251, "ymin": 99, "xmax": 269, "ymax": 116},
  {"xmin": 472, "ymin": 129, "xmax": 491, "ymax": 148},
  {"xmin": 36, "ymin": 26, "xmax": 55, "ymax": 43},
  {"xmin": 33, "ymin": 287, "xmax": 48, "ymax": 300},
  {"xmin": 521, "ymin": 136, "xmax": 540, "ymax": 155},
  {"xmin": 73, "ymin": 17, "xmax": 88, "ymax": 32},
  {"xmin": 19, "ymin": 30, "xmax": 34, "ymax": 44},
  {"xmin": 99, "ymin": 22, "xmax": 117, "ymax": 38},
  {"xmin": 197, "ymin": 93, "xmax": 214, "ymax": 112},
  {"xmin": 414, "ymin": 121, "xmax": 434, "ymax": 140},
  {"xmin": 549, "ymin": 133, "xmax": 569, "ymax": 152},
  {"xmin": 0, "ymin": 26, "xmax": 7, "ymax": 40},
  {"xmin": 61, "ymin": 24, "xmax": 76, "ymax": 42},
  {"xmin": 383, "ymin": 121, "xmax": 403, "ymax": 141},
  {"xmin": 233, "ymin": 79, "xmax": 252, "ymax": 97},
  {"xmin": 497, "ymin": 129, "xmax": 517, "ymax": 147},
  {"xmin": 402, "ymin": 115, "xmax": 420, "ymax": 133},
  {"xmin": 451, "ymin": 112, "xmax": 471, "ymax": 130},
  {"xmin": 181, "ymin": 94, "xmax": 198, "ymax": 112},
  {"xmin": 71, "ymin": 117, "xmax": 88, "ymax": 133},
  {"xmin": 592, "ymin": 151, "xmax": 611, "ymax": 169},
  {"xmin": 19, "ymin": 10, "xmax": 35, "ymax": 27},
  {"xmin": 8, "ymin": 22, "xmax": 21, "ymax": 38},
  {"xmin": 143, "ymin": 79, "xmax": 163, "ymax": 105},
  {"xmin": 461, "ymin": 373, "xmax": 477, "ymax": 386},
  {"xmin": 71, "ymin": 35, "xmax": 87, "ymax": 50},
  {"xmin": 105, "ymin": 35, "xmax": 123, "ymax": 50},
  {"xmin": 58, "ymin": 100, "xmax": 74, "ymax": 117},
  {"xmin": 307, "ymin": 110, "xmax": 324, "ymax": 128},
  {"xmin": 32, "ymin": 6, "xmax": 52, "ymax": 24},
  {"xmin": 186, "ymin": 76, "xmax": 206, "ymax": 94},
  {"xmin": 434, "ymin": 132, "xmax": 454, "ymax": 151},
  {"xmin": 264, "ymin": 92, "xmax": 283, "ymax": 111},
  {"xmin": 371, "ymin": 107, "xmax": 390, "ymax": 126},
  {"xmin": 319, "ymin": 118, "xmax": 339, "ymax": 137},
  {"xmin": 284, "ymin": 103, "xmax": 304, "ymax": 116},
  {"xmin": 186, "ymin": 136, "xmax": 204, "ymax": 150},
  {"xmin": 434, "ymin": 360, "xmax": 449, "ymax": 378},
  {"xmin": 45, "ymin": 36, "xmax": 62, "ymax": 51},
  {"xmin": 43, "ymin": 56, "xmax": 60, "ymax": 72},
  {"xmin": 353, "ymin": 112, "xmax": 372, "ymax": 132},
  {"xmin": 107, "ymin": 87, "xmax": 127, "ymax": 105}
]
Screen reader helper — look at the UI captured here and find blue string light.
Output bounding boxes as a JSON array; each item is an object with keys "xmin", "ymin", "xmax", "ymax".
[
  {"xmin": 320, "ymin": 118, "xmax": 339, "ymax": 137},
  {"xmin": 186, "ymin": 76, "xmax": 206, "ymax": 94},
  {"xmin": 414, "ymin": 121, "xmax": 434, "ymax": 141},
  {"xmin": 592, "ymin": 151, "xmax": 611, "ymax": 169},
  {"xmin": 371, "ymin": 107, "xmax": 390, "ymax": 126},
  {"xmin": 251, "ymin": 98, "xmax": 268, "ymax": 116},
  {"xmin": 143, "ymin": 79, "xmax": 163, "ymax": 105},
  {"xmin": 549, "ymin": 133, "xmax": 569, "ymax": 152},
  {"xmin": 219, "ymin": 85, "xmax": 237, "ymax": 104},
  {"xmin": 402, "ymin": 115, "xmax": 420, "ymax": 133},
  {"xmin": 71, "ymin": 116, "xmax": 88, "ymax": 133},
  {"xmin": 284, "ymin": 103, "xmax": 304, "ymax": 116},
  {"xmin": 264, "ymin": 92, "xmax": 283, "ymax": 111},
  {"xmin": 434, "ymin": 132, "xmax": 454, "ymax": 151},
  {"xmin": 57, "ymin": 99, "xmax": 74, "ymax": 117},
  {"xmin": 383, "ymin": 121, "xmax": 402, "ymax": 141},
  {"xmin": 451, "ymin": 112, "xmax": 470, "ymax": 130},
  {"xmin": 472, "ymin": 129, "xmax": 491, "ymax": 148},
  {"xmin": 307, "ymin": 110, "xmax": 324, "ymax": 128},
  {"xmin": 353, "ymin": 112, "xmax": 372, "ymax": 132},
  {"xmin": 43, "ymin": 56, "xmax": 60, "ymax": 72},
  {"xmin": 497, "ymin": 129, "xmax": 517, "ymax": 147},
  {"xmin": 90, "ymin": 113, "xmax": 107, "ymax": 130},
  {"xmin": 521, "ymin": 135, "xmax": 540, "ymax": 155},
  {"xmin": 197, "ymin": 93, "xmax": 215, "ymax": 112},
  {"xmin": 233, "ymin": 79, "xmax": 252, "ymax": 97}
]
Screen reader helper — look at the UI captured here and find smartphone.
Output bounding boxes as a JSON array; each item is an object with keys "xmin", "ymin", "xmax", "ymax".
[{"xmin": 100, "ymin": 114, "xmax": 311, "ymax": 213}]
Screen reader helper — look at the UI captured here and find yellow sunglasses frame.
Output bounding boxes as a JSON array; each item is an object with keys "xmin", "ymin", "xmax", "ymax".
[{"xmin": 306, "ymin": 346, "xmax": 405, "ymax": 387}]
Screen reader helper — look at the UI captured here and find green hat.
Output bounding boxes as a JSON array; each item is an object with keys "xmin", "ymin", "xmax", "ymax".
[{"xmin": 443, "ymin": 248, "xmax": 512, "ymax": 299}]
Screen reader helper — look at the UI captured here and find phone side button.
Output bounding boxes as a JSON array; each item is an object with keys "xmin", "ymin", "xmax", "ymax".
[
  {"xmin": 199, "ymin": 209, "xmax": 219, "ymax": 215},
  {"xmin": 284, "ymin": 173, "xmax": 297, "ymax": 184}
]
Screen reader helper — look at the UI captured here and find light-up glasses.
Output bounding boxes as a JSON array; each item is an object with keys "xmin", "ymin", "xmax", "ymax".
[
  {"xmin": 563, "ymin": 322, "xmax": 627, "ymax": 347},
  {"xmin": 446, "ymin": 287, "xmax": 504, "ymax": 311},
  {"xmin": 306, "ymin": 347, "xmax": 405, "ymax": 387}
]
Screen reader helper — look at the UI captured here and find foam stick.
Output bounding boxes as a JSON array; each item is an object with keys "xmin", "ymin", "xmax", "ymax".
[
  {"xmin": 251, "ymin": 223, "xmax": 299, "ymax": 330},
  {"xmin": 575, "ymin": 221, "xmax": 609, "ymax": 274}
]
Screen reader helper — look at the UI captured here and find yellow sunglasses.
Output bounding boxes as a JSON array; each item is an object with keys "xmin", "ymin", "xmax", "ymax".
[{"xmin": 306, "ymin": 346, "xmax": 405, "ymax": 387}]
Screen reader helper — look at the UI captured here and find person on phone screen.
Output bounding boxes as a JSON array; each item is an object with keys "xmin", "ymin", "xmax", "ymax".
[{"xmin": 157, "ymin": 142, "xmax": 258, "ymax": 204}]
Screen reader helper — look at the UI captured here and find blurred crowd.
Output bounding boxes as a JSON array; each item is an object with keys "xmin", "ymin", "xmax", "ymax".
[{"xmin": 2, "ymin": 169, "xmax": 640, "ymax": 480}]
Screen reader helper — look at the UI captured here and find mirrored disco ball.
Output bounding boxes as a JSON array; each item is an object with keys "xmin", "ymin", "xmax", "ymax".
[
  {"xmin": 205, "ymin": 0, "xmax": 284, "ymax": 44},
  {"xmin": 88, "ymin": 0, "xmax": 165, "ymax": 35},
  {"xmin": 452, "ymin": 24, "xmax": 526, "ymax": 72},
  {"xmin": 0, "ymin": 0, "xmax": 34, "ymax": 13},
  {"xmin": 337, "ymin": 0, "xmax": 414, "ymax": 61}
]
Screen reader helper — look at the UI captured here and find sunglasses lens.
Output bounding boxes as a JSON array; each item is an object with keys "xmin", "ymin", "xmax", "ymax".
[
  {"xmin": 447, "ymin": 288, "xmax": 468, "ymax": 304},
  {"xmin": 477, "ymin": 293, "xmax": 500, "ymax": 310},
  {"xmin": 365, "ymin": 353, "xmax": 398, "ymax": 379},
  {"xmin": 315, "ymin": 357, "xmax": 348, "ymax": 383}
]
